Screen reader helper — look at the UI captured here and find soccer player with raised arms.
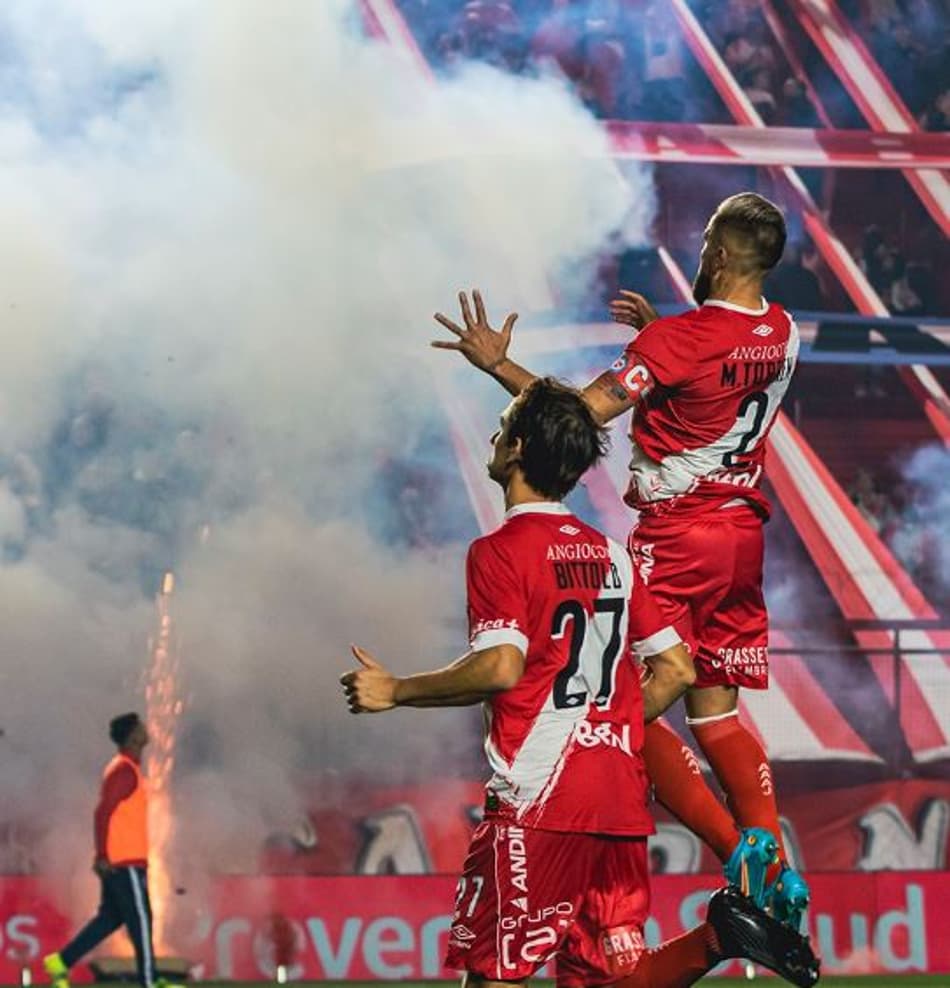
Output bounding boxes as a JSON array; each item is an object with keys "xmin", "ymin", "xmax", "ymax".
[
  {"xmin": 341, "ymin": 378, "xmax": 818, "ymax": 988},
  {"xmin": 432, "ymin": 192, "xmax": 808, "ymax": 926}
]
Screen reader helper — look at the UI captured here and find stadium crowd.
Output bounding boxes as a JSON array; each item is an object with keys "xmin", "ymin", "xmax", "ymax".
[
  {"xmin": 397, "ymin": 0, "xmax": 947, "ymax": 128},
  {"xmin": 849, "ymin": 456, "xmax": 948, "ymax": 612},
  {"xmin": 858, "ymin": 224, "xmax": 938, "ymax": 316},
  {"xmin": 394, "ymin": 0, "xmax": 945, "ymax": 317},
  {"xmin": 396, "ymin": 0, "xmax": 833, "ymax": 124},
  {"xmin": 841, "ymin": 0, "xmax": 950, "ymax": 131}
]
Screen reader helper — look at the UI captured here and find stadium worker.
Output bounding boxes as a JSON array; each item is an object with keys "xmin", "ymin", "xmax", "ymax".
[
  {"xmin": 432, "ymin": 192, "xmax": 809, "ymax": 927},
  {"xmin": 44, "ymin": 713, "xmax": 161, "ymax": 988},
  {"xmin": 341, "ymin": 378, "xmax": 818, "ymax": 988}
]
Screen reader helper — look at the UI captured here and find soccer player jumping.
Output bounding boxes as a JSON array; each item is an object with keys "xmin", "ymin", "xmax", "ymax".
[
  {"xmin": 342, "ymin": 378, "xmax": 818, "ymax": 988},
  {"xmin": 432, "ymin": 193, "xmax": 809, "ymax": 926}
]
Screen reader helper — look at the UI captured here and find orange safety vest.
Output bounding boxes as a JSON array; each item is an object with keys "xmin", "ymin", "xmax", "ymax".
[{"xmin": 104, "ymin": 754, "xmax": 149, "ymax": 865}]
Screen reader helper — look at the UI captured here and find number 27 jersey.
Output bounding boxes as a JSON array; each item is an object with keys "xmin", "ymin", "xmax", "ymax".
[
  {"xmin": 610, "ymin": 298, "xmax": 799, "ymax": 519},
  {"xmin": 466, "ymin": 502, "xmax": 680, "ymax": 836}
]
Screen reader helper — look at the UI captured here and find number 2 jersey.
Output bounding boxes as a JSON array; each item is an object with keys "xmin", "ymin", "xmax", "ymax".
[
  {"xmin": 609, "ymin": 298, "xmax": 799, "ymax": 520},
  {"xmin": 466, "ymin": 502, "xmax": 680, "ymax": 836}
]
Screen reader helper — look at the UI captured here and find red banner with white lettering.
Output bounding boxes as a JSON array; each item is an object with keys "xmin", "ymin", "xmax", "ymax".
[{"xmin": 2, "ymin": 872, "xmax": 949, "ymax": 981}]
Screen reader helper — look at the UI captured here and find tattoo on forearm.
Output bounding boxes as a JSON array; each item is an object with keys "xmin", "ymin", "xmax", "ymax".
[
  {"xmin": 594, "ymin": 374, "xmax": 629, "ymax": 403},
  {"xmin": 608, "ymin": 379, "xmax": 629, "ymax": 402}
]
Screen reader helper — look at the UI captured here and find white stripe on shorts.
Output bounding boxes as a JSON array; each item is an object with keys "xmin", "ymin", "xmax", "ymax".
[{"xmin": 128, "ymin": 868, "xmax": 155, "ymax": 988}]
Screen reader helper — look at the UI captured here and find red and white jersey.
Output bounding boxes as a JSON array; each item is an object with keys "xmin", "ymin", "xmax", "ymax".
[
  {"xmin": 466, "ymin": 502, "xmax": 680, "ymax": 836},
  {"xmin": 609, "ymin": 298, "xmax": 799, "ymax": 519}
]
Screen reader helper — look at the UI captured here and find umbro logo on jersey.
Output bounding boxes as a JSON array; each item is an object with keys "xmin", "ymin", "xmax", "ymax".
[
  {"xmin": 510, "ymin": 896, "xmax": 529, "ymax": 913},
  {"xmin": 752, "ymin": 323, "xmax": 774, "ymax": 337},
  {"xmin": 450, "ymin": 924, "xmax": 477, "ymax": 947},
  {"xmin": 559, "ymin": 524, "xmax": 581, "ymax": 536}
]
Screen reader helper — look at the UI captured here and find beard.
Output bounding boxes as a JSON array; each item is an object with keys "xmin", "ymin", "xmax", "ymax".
[{"xmin": 692, "ymin": 266, "xmax": 711, "ymax": 305}]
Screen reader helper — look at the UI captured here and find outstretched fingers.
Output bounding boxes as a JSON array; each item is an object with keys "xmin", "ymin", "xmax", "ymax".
[
  {"xmin": 459, "ymin": 291, "xmax": 475, "ymax": 330},
  {"xmin": 472, "ymin": 288, "xmax": 487, "ymax": 325},
  {"xmin": 434, "ymin": 311, "xmax": 465, "ymax": 337}
]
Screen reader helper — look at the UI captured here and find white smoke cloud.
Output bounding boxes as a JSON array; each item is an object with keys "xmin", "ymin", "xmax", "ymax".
[
  {"xmin": 890, "ymin": 444, "xmax": 950, "ymax": 605},
  {"xmin": 0, "ymin": 0, "xmax": 653, "ymax": 923}
]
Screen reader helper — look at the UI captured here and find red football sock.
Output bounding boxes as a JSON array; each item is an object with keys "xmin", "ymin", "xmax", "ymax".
[
  {"xmin": 615, "ymin": 925, "xmax": 718, "ymax": 988},
  {"xmin": 689, "ymin": 711, "xmax": 786, "ymax": 868},
  {"xmin": 642, "ymin": 718, "xmax": 740, "ymax": 863}
]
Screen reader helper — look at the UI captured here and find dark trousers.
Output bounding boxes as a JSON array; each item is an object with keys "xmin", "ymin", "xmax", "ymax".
[{"xmin": 60, "ymin": 866, "xmax": 156, "ymax": 988}]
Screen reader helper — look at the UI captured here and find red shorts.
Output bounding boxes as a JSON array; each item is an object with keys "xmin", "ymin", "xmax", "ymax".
[
  {"xmin": 629, "ymin": 506, "xmax": 769, "ymax": 689},
  {"xmin": 445, "ymin": 820, "xmax": 650, "ymax": 987}
]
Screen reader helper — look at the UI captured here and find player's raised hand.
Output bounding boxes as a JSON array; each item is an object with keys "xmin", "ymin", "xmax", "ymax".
[
  {"xmin": 340, "ymin": 645, "xmax": 399, "ymax": 713},
  {"xmin": 609, "ymin": 290, "xmax": 659, "ymax": 331},
  {"xmin": 432, "ymin": 289, "xmax": 518, "ymax": 373}
]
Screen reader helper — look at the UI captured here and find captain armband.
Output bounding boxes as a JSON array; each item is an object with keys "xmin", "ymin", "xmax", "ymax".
[{"xmin": 609, "ymin": 353, "xmax": 655, "ymax": 401}]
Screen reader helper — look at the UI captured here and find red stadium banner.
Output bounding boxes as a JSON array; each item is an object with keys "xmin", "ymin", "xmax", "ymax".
[
  {"xmin": 257, "ymin": 777, "xmax": 950, "ymax": 877},
  {"xmin": 3, "ymin": 871, "xmax": 949, "ymax": 980},
  {"xmin": 606, "ymin": 121, "xmax": 950, "ymax": 171}
]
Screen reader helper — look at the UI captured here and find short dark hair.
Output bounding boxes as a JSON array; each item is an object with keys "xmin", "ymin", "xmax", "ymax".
[
  {"xmin": 506, "ymin": 378, "xmax": 609, "ymax": 500},
  {"xmin": 109, "ymin": 712, "xmax": 141, "ymax": 746},
  {"xmin": 711, "ymin": 192, "xmax": 787, "ymax": 274}
]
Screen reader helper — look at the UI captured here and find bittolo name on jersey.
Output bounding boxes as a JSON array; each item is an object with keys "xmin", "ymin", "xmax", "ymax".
[{"xmin": 546, "ymin": 542, "xmax": 623, "ymax": 591}]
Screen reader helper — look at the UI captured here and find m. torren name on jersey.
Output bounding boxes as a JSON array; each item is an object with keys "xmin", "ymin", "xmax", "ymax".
[{"xmin": 720, "ymin": 344, "xmax": 795, "ymax": 390}]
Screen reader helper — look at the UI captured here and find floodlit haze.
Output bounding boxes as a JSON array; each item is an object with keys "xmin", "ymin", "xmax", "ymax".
[{"xmin": 0, "ymin": 0, "xmax": 653, "ymax": 914}]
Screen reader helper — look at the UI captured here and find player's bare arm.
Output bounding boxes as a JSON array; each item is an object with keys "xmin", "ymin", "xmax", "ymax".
[
  {"xmin": 584, "ymin": 287, "xmax": 660, "ymax": 422},
  {"xmin": 580, "ymin": 370, "xmax": 639, "ymax": 425},
  {"xmin": 434, "ymin": 288, "xmax": 650, "ymax": 425},
  {"xmin": 341, "ymin": 642, "xmax": 524, "ymax": 713},
  {"xmin": 398, "ymin": 651, "xmax": 509, "ymax": 708},
  {"xmin": 639, "ymin": 642, "xmax": 697, "ymax": 722},
  {"xmin": 392, "ymin": 644, "xmax": 524, "ymax": 705}
]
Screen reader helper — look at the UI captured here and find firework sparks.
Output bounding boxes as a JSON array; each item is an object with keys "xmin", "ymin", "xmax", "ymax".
[{"xmin": 145, "ymin": 571, "xmax": 183, "ymax": 955}]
